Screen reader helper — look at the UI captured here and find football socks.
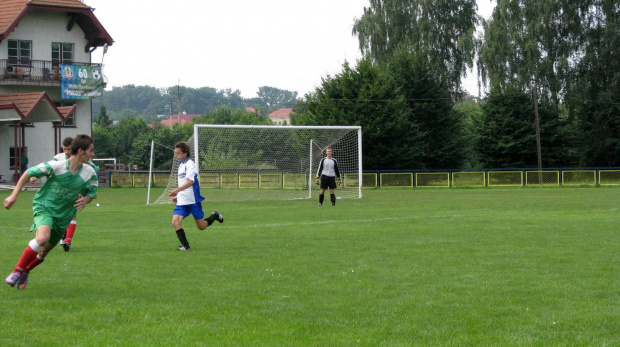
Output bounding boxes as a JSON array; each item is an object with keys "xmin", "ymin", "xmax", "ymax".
[{"xmin": 175, "ymin": 228, "xmax": 190, "ymax": 249}]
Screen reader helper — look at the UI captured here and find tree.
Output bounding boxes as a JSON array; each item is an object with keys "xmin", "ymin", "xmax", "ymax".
[
  {"xmin": 387, "ymin": 50, "xmax": 467, "ymax": 169},
  {"xmin": 452, "ymin": 99, "xmax": 484, "ymax": 168},
  {"xmin": 294, "ymin": 59, "xmax": 416, "ymax": 169},
  {"xmin": 94, "ymin": 104, "xmax": 111, "ymax": 128},
  {"xmin": 480, "ymin": 0, "xmax": 587, "ymax": 107},
  {"xmin": 109, "ymin": 117, "xmax": 150, "ymax": 165},
  {"xmin": 192, "ymin": 106, "xmax": 271, "ymax": 125},
  {"xmin": 566, "ymin": 0, "xmax": 620, "ymax": 166},
  {"xmin": 293, "ymin": 55, "xmax": 466, "ymax": 170},
  {"xmin": 353, "ymin": 0, "xmax": 478, "ymax": 92},
  {"xmin": 476, "ymin": 87, "xmax": 569, "ymax": 168},
  {"xmin": 257, "ymin": 86, "xmax": 298, "ymax": 112}
]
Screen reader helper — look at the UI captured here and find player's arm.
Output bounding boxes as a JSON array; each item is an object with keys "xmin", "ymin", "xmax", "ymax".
[
  {"xmin": 334, "ymin": 159, "xmax": 341, "ymax": 178},
  {"xmin": 316, "ymin": 158, "xmax": 324, "ymax": 178},
  {"xmin": 4, "ymin": 171, "xmax": 31, "ymax": 209},
  {"xmin": 169, "ymin": 179, "xmax": 194, "ymax": 197},
  {"xmin": 74, "ymin": 194, "xmax": 92, "ymax": 211}
]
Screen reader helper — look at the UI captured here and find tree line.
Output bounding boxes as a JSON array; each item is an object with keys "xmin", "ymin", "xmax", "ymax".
[{"xmin": 93, "ymin": 0, "xmax": 620, "ymax": 171}]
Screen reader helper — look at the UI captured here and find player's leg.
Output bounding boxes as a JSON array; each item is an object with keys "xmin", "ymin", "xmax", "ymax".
[
  {"xmin": 330, "ymin": 188, "xmax": 336, "ymax": 206},
  {"xmin": 318, "ymin": 178, "xmax": 326, "ymax": 206},
  {"xmin": 327, "ymin": 176, "xmax": 337, "ymax": 205},
  {"xmin": 18, "ymin": 222, "xmax": 65, "ymax": 289},
  {"xmin": 172, "ymin": 206, "xmax": 191, "ymax": 250},
  {"xmin": 203, "ymin": 210, "xmax": 224, "ymax": 228},
  {"xmin": 192, "ymin": 203, "xmax": 223, "ymax": 230},
  {"xmin": 6, "ymin": 223, "xmax": 52, "ymax": 289},
  {"xmin": 62, "ymin": 214, "xmax": 78, "ymax": 251}
]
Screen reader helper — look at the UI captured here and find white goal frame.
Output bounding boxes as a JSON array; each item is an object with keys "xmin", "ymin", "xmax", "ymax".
[{"xmin": 147, "ymin": 125, "xmax": 362, "ymax": 204}]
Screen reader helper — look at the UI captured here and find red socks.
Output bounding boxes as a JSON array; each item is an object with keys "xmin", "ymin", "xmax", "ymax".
[
  {"xmin": 14, "ymin": 245, "xmax": 38, "ymax": 273},
  {"xmin": 25, "ymin": 255, "xmax": 44, "ymax": 273},
  {"xmin": 64, "ymin": 221, "xmax": 76, "ymax": 244}
]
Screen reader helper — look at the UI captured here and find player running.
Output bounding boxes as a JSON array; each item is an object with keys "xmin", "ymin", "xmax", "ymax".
[
  {"xmin": 29, "ymin": 136, "xmax": 100, "ymax": 251},
  {"xmin": 168, "ymin": 141, "xmax": 223, "ymax": 251},
  {"xmin": 5, "ymin": 135, "xmax": 98, "ymax": 290}
]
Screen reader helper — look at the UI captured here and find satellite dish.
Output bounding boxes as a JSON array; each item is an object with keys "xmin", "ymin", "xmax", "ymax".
[{"xmin": 6, "ymin": 66, "xmax": 14, "ymax": 73}]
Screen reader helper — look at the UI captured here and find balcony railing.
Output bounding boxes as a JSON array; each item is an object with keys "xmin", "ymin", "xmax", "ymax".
[{"xmin": 0, "ymin": 59, "xmax": 105, "ymax": 86}]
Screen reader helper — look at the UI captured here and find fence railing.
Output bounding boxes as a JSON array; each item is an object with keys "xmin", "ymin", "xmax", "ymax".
[
  {"xmin": 0, "ymin": 59, "xmax": 103, "ymax": 85},
  {"xmin": 100, "ymin": 168, "xmax": 620, "ymax": 188}
]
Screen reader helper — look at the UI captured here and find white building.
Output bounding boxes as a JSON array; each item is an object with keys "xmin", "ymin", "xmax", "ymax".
[{"xmin": 0, "ymin": 0, "xmax": 112, "ymax": 182}]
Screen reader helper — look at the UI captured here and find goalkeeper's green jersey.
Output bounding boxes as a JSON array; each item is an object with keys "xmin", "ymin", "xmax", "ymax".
[{"xmin": 27, "ymin": 160, "xmax": 98, "ymax": 222}]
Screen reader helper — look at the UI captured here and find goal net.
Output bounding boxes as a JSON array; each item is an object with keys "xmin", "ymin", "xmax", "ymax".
[{"xmin": 149, "ymin": 125, "xmax": 362, "ymax": 204}]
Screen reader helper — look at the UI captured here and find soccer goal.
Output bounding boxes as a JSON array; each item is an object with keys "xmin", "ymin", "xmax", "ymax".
[{"xmin": 148, "ymin": 125, "xmax": 362, "ymax": 204}]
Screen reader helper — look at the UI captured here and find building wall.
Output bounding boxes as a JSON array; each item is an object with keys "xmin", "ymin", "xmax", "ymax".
[{"xmin": 0, "ymin": 11, "xmax": 94, "ymax": 182}]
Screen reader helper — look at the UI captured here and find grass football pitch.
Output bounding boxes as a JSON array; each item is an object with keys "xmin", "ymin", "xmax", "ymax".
[{"xmin": 1, "ymin": 187, "xmax": 618, "ymax": 346}]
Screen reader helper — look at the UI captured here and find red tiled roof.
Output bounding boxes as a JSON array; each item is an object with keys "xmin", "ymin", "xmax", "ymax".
[
  {"xmin": 0, "ymin": 0, "xmax": 113, "ymax": 49},
  {"xmin": 0, "ymin": 92, "xmax": 67, "ymax": 122},
  {"xmin": 268, "ymin": 108, "xmax": 293, "ymax": 118},
  {"xmin": 57, "ymin": 104, "xmax": 77, "ymax": 120}
]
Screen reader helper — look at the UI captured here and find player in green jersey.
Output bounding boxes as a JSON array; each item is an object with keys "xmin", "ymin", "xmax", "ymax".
[
  {"xmin": 30, "ymin": 136, "xmax": 100, "ymax": 251},
  {"xmin": 4, "ymin": 134, "xmax": 98, "ymax": 290}
]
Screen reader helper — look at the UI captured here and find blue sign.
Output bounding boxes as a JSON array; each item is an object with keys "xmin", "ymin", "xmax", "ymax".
[{"xmin": 60, "ymin": 64, "xmax": 104, "ymax": 99}]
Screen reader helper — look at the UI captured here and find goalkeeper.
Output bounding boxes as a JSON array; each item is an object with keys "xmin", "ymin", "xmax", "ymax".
[{"xmin": 316, "ymin": 147, "xmax": 341, "ymax": 206}]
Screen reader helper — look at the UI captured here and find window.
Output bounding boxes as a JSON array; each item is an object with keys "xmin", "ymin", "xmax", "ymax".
[
  {"xmin": 51, "ymin": 42, "xmax": 73, "ymax": 65},
  {"xmin": 55, "ymin": 101, "xmax": 76, "ymax": 127},
  {"xmin": 8, "ymin": 40, "xmax": 32, "ymax": 66},
  {"xmin": 9, "ymin": 147, "xmax": 27, "ymax": 170}
]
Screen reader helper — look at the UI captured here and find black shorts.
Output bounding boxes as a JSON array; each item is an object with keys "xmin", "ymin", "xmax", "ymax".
[{"xmin": 320, "ymin": 175, "xmax": 337, "ymax": 190}]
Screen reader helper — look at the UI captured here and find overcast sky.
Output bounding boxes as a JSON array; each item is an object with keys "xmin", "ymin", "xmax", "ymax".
[{"xmin": 88, "ymin": 0, "xmax": 495, "ymax": 99}]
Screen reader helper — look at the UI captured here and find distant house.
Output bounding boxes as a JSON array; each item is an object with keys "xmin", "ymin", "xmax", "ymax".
[
  {"xmin": 158, "ymin": 113, "xmax": 201, "ymax": 127},
  {"xmin": 268, "ymin": 108, "xmax": 292, "ymax": 125},
  {"xmin": 0, "ymin": 0, "xmax": 113, "ymax": 182}
]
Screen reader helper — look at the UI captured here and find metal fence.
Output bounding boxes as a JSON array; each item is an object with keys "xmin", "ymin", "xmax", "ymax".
[{"xmin": 101, "ymin": 168, "xmax": 620, "ymax": 188}]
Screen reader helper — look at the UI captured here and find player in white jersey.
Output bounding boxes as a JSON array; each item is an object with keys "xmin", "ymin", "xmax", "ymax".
[
  {"xmin": 5, "ymin": 135, "xmax": 98, "ymax": 290},
  {"xmin": 316, "ymin": 148, "xmax": 341, "ymax": 206},
  {"xmin": 168, "ymin": 141, "xmax": 223, "ymax": 251}
]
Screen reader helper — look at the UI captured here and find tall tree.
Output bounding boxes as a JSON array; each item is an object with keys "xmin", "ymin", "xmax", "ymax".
[
  {"xmin": 353, "ymin": 0, "xmax": 478, "ymax": 92},
  {"xmin": 480, "ymin": 0, "xmax": 587, "ymax": 107},
  {"xmin": 257, "ymin": 86, "xmax": 298, "ymax": 111},
  {"xmin": 293, "ymin": 60, "xmax": 418, "ymax": 169},
  {"xmin": 567, "ymin": 0, "xmax": 620, "ymax": 166},
  {"xmin": 476, "ymin": 87, "xmax": 569, "ymax": 168},
  {"xmin": 94, "ymin": 104, "xmax": 111, "ymax": 128},
  {"xmin": 293, "ymin": 55, "xmax": 464, "ymax": 170}
]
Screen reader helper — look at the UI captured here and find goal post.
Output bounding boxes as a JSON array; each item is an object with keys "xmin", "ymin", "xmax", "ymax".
[{"xmin": 149, "ymin": 125, "xmax": 362, "ymax": 204}]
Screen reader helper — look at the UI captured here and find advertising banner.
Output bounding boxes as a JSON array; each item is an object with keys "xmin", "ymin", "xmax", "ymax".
[{"xmin": 60, "ymin": 64, "xmax": 104, "ymax": 99}]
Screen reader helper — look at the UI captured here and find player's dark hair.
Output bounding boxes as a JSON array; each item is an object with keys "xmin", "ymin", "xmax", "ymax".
[
  {"xmin": 71, "ymin": 134, "xmax": 93, "ymax": 155},
  {"xmin": 175, "ymin": 141, "xmax": 190, "ymax": 156},
  {"xmin": 62, "ymin": 136, "xmax": 73, "ymax": 147}
]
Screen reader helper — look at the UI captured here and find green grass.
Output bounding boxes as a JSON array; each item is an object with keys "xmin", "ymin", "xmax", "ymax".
[{"xmin": 1, "ymin": 188, "xmax": 618, "ymax": 346}]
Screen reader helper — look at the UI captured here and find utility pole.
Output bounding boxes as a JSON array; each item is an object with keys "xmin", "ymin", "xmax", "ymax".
[
  {"xmin": 169, "ymin": 99, "xmax": 173, "ymax": 129},
  {"xmin": 533, "ymin": 87, "xmax": 543, "ymax": 184},
  {"xmin": 177, "ymin": 82, "xmax": 182, "ymax": 124}
]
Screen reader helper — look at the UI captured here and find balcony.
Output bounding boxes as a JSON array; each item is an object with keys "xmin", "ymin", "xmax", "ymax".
[{"xmin": 0, "ymin": 59, "xmax": 104, "ymax": 86}]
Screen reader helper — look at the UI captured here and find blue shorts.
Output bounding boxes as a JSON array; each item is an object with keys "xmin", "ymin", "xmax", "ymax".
[{"xmin": 173, "ymin": 202, "xmax": 205, "ymax": 220}]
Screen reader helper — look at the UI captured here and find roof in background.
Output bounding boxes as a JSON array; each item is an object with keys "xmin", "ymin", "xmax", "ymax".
[
  {"xmin": 0, "ymin": 92, "xmax": 69, "ymax": 122},
  {"xmin": 268, "ymin": 108, "xmax": 293, "ymax": 118},
  {"xmin": 0, "ymin": 0, "xmax": 113, "ymax": 50}
]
